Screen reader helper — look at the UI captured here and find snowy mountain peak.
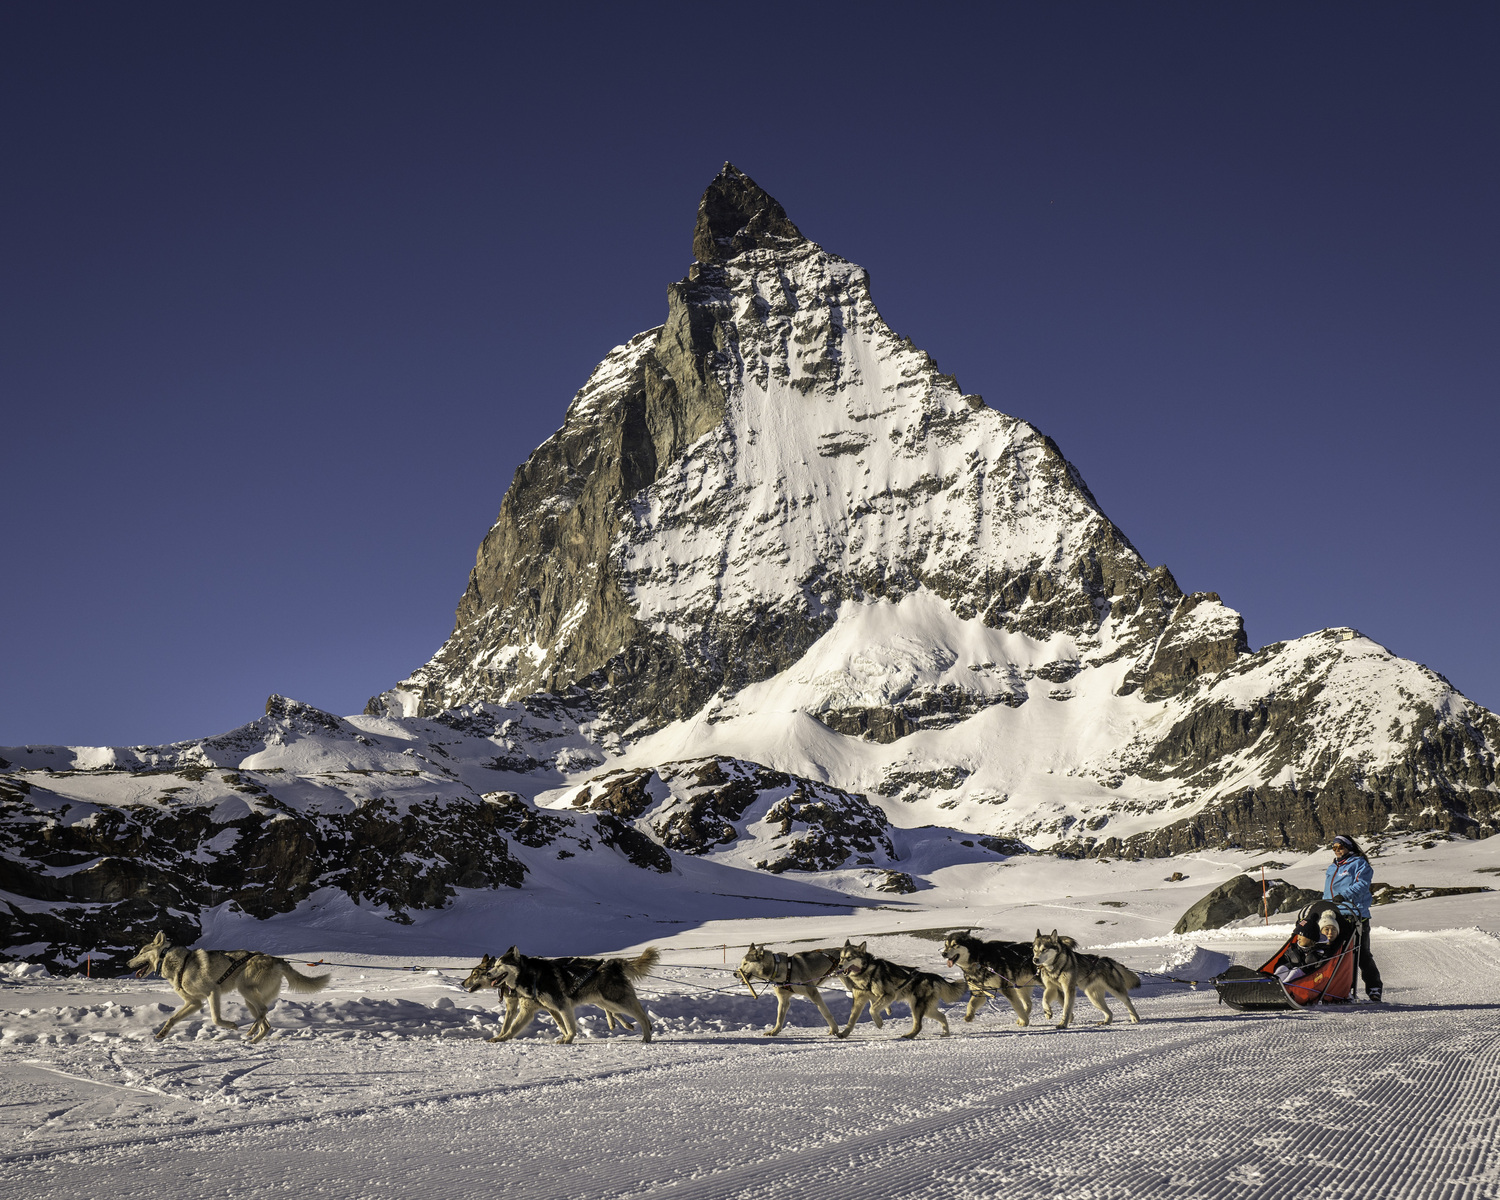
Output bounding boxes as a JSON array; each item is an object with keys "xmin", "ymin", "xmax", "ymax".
[
  {"xmin": 692, "ymin": 162, "xmax": 805, "ymax": 264},
  {"xmin": 377, "ymin": 168, "xmax": 1185, "ymax": 731}
]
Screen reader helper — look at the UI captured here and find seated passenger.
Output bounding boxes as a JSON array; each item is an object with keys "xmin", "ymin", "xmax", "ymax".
[{"xmin": 1275, "ymin": 910, "xmax": 1340, "ymax": 983}]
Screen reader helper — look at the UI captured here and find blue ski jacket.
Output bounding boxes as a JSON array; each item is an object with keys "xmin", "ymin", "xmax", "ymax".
[{"xmin": 1324, "ymin": 855, "xmax": 1374, "ymax": 918}]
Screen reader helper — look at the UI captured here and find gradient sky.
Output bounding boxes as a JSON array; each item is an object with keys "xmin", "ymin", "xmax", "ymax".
[{"xmin": 4, "ymin": 3, "xmax": 1497, "ymax": 748}]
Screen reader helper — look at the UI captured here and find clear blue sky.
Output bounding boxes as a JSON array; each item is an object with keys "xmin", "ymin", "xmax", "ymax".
[{"xmin": 3, "ymin": 3, "xmax": 1497, "ymax": 747}]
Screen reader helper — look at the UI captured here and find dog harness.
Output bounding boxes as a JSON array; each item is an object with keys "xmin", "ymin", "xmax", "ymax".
[
  {"xmin": 213, "ymin": 951, "xmax": 265, "ymax": 987},
  {"xmin": 166, "ymin": 947, "xmax": 264, "ymax": 990},
  {"xmin": 772, "ymin": 953, "xmax": 837, "ymax": 987}
]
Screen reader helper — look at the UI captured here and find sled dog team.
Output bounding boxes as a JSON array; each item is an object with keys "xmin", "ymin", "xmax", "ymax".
[
  {"xmin": 128, "ymin": 927, "xmax": 1139, "ymax": 1044},
  {"xmin": 733, "ymin": 931, "xmax": 1141, "ymax": 1041}
]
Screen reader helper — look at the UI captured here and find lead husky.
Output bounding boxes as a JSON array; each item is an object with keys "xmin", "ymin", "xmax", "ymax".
[
  {"xmin": 1031, "ymin": 929, "xmax": 1142, "ymax": 1027},
  {"xmin": 737, "ymin": 944, "xmax": 851, "ymax": 1037},
  {"xmin": 836, "ymin": 940, "xmax": 968, "ymax": 1039},
  {"xmin": 941, "ymin": 930, "xmax": 1043, "ymax": 1026},
  {"xmin": 486, "ymin": 946, "xmax": 658, "ymax": 1043},
  {"xmin": 127, "ymin": 930, "xmax": 330, "ymax": 1043}
]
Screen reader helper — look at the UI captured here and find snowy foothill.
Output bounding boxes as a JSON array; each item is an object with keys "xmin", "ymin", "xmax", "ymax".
[{"xmin": 5, "ymin": 836, "xmax": 1500, "ymax": 1198}]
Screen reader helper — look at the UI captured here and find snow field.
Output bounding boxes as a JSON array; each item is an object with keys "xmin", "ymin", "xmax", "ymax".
[{"xmin": 5, "ymin": 917, "xmax": 1500, "ymax": 1199}]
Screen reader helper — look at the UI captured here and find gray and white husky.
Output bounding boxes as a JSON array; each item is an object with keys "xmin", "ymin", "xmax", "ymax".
[
  {"xmin": 736, "ymin": 944, "xmax": 849, "ymax": 1036},
  {"xmin": 942, "ymin": 930, "xmax": 1044, "ymax": 1026},
  {"xmin": 465, "ymin": 952, "xmax": 637, "ymax": 1038},
  {"xmin": 1031, "ymin": 929, "xmax": 1142, "ymax": 1027},
  {"xmin": 836, "ymin": 940, "xmax": 968, "ymax": 1039},
  {"xmin": 463, "ymin": 953, "xmax": 520, "ymax": 1034},
  {"xmin": 485, "ymin": 946, "xmax": 659, "ymax": 1043},
  {"xmin": 127, "ymin": 930, "xmax": 331, "ymax": 1043}
]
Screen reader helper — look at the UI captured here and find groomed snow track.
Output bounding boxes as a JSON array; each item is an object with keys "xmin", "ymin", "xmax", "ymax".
[{"xmin": 5, "ymin": 928, "xmax": 1500, "ymax": 1198}]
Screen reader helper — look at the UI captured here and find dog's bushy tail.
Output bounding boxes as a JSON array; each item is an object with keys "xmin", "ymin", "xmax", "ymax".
[
  {"xmin": 624, "ymin": 946, "xmax": 660, "ymax": 981},
  {"xmin": 1106, "ymin": 960, "xmax": 1141, "ymax": 991},
  {"xmin": 938, "ymin": 977, "xmax": 970, "ymax": 1004},
  {"xmin": 281, "ymin": 962, "xmax": 333, "ymax": 993}
]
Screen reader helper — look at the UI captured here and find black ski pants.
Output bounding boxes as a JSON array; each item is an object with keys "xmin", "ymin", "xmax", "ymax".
[{"xmin": 1356, "ymin": 918, "xmax": 1383, "ymax": 995}]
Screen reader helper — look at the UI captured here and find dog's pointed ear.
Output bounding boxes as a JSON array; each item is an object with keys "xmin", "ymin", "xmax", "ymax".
[
  {"xmin": 858, "ymin": 941, "xmax": 867, "ymax": 952},
  {"xmin": 152, "ymin": 930, "xmax": 167, "ymax": 946},
  {"xmin": 1035, "ymin": 928, "xmax": 1043, "ymax": 939}
]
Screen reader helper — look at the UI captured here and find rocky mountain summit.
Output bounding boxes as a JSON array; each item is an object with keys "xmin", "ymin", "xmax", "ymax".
[
  {"xmin": 4, "ymin": 166, "xmax": 1497, "ymax": 968},
  {"xmin": 373, "ymin": 164, "xmax": 1187, "ymax": 731},
  {"xmin": 372, "ymin": 163, "xmax": 1498, "ymax": 856}
]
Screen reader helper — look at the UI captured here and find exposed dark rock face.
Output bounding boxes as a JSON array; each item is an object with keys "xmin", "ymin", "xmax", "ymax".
[
  {"xmin": 1371, "ymin": 883, "xmax": 1492, "ymax": 905},
  {"xmin": 823, "ymin": 688, "xmax": 1022, "ymax": 744},
  {"xmin": 0, "ymin": 750, "xmax": 696, "ymax": 972},
  {"xmin": 1086, "ymin": 632, "xmax": 1500, "ymax": 858},
  {"xmin": 692, "ymin": 162, "xmax": 804, "ymax": 264},
  {"xmin": 1173, "ymin": 874, "xmax": 1322, "ymax": 933},
  {"xmin": 1120, "ymin": 593, "xmax": 1250, "ymax": 699},
  {"xmin": 755, "ymin": 782, "xmax": 895, "ymax": 874},
  {"xmin": 562, "ymin": 756, "xmax": 896, "ymax": 872},
  {"xmin": 881, "ymin": 763, "xmax": 974, "ymax": 801},
  {"xmin": 648, "ymin": 759, "xmax": 780, "ymax": 854},
  {"xmin": 0, "ymin": 770, "xmax": 543, "ymax": 972},
  {"xmin": 977, "ymin": 836, "xmax": 1035, "ymax": 856}
]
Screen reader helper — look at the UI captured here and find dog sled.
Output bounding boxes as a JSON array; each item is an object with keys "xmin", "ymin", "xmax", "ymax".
[{"xmin": 1212, "ymin": 901, "xmax": 1361, "ymax": 1012}]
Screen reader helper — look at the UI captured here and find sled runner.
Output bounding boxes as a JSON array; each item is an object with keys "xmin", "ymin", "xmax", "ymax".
[{"xmin": 1212, "ymin": 900, "xmax": 1360, "ymax": 1012}]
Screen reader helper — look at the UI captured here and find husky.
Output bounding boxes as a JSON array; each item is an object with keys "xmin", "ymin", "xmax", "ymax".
[
  {"xmin": 737, "ymin": 944, "xmax": 853, "ymax": 1036},
  {"xmin": 486, "ymin": 946, "xmax": 658, "ymax": 1043},
  {"xmin": 835, "ymin": 940, "xmax": 968, "ymax": 1039},
  {"xmin": 464, "ymin": 953, "xmax": 636, "ymax": 1039},
  {"xmin": 127, "ymin": 930, "xmax": 330, "ymax": 1043},
  {"xmin": 463, "ymin": 954, "xmax": 520, "ymax": 1035},
  {"xmin": 941, "ymin": 930, "xmax": 1043, "ymax": 1026},
  {"xmin": 1031, "ymin": 929, "xmax": 1142, "ymax": 1027}
]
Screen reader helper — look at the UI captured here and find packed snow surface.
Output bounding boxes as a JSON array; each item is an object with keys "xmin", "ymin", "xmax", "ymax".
[{"xmin": 6, "ymin": 837, "xmax": 1500, "ymax": 1198}]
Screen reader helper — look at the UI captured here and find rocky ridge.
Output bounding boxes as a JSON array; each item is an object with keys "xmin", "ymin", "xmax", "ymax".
[{"xmin": 1, "ymin": 698, "xmax": 912, "ymax": 971}]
